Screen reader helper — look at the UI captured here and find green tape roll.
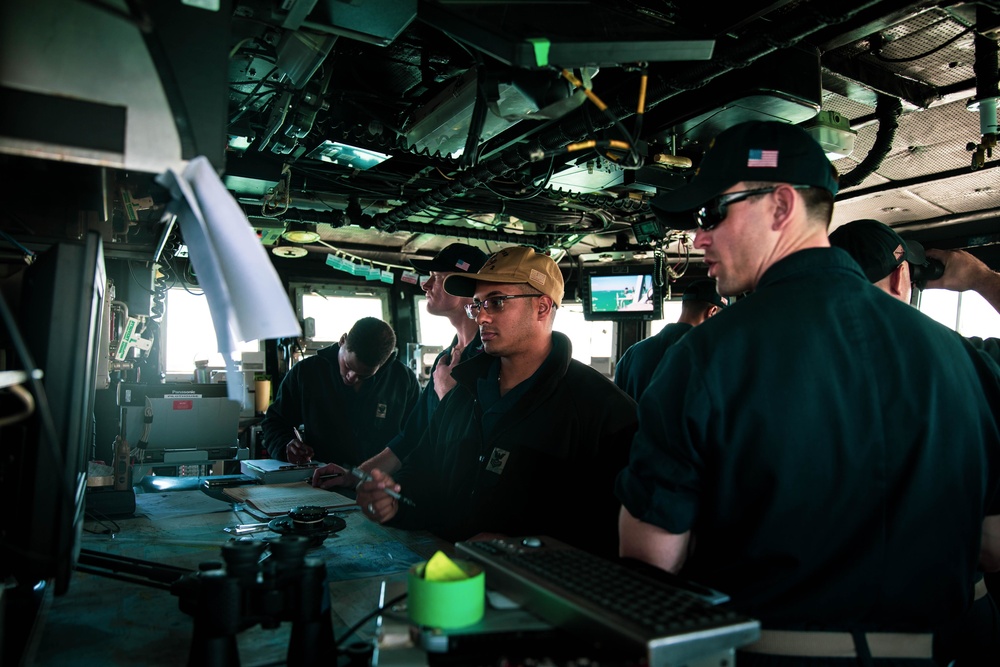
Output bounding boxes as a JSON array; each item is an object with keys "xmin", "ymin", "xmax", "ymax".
[{"xmin": 407, "ymin": 560, "xmax": 485, "ymax": 629}]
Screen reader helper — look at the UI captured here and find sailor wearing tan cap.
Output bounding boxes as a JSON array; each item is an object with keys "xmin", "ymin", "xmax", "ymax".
[{"xmin": 357, "ymin": 245, "xmax": 637, "ymax": 559}]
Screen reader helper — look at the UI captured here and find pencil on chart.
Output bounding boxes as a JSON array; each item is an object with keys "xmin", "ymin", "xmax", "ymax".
[{"xmin": 302, "ymin": 473, "xmax": 345, "ymax": 482}]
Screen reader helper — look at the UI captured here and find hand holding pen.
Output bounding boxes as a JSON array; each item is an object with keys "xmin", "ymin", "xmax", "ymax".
[
  {"xmin": 286, "ymin": 426, "xmax": 315, "ymax": 466},
  {"xmin": 307, "ymin": 462, "xmax": 349, "ymax": 488},
  {"xmin": 349, "ymin": 466, "xmax": 416, "ymax": 507},
  {"xmin": 351, "ymin": 466, "xmax": 416, "ymax": 524}
]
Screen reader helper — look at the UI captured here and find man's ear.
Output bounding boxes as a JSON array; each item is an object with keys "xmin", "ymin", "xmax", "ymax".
[
  {"xmin": 887, "ymin": 263, "xmax": 908, "ymax": 298},
  {"xmin": 339, "ymin": 333, "xmax": 347, "ymax": 346},
  {"xmin": 771, "ymin": 184, "xmax": 796, "ymax": 230},
  {"xmin": 537, "ymin": 296, "xmax": 554, "ymax": 319}
]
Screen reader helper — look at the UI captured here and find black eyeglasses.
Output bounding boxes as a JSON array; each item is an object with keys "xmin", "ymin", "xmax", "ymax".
[
  {"xmin": 464, "ymin": 294, "xmax": 538, "ymax": 319},
  {"xmin": 694, "ymin": 185, "xmax": 811, "ymax": 231}
]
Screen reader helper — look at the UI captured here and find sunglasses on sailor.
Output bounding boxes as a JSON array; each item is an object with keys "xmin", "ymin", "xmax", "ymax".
[
  {"xmin": 694, "ymin": 185, "xmax": 811, "ymax": 231},
  {"xmin": 464, "ymin": 294, "xmax": 539, "ymax": 319}
]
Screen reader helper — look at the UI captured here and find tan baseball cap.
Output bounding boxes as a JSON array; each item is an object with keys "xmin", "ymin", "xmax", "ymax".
[{"xmin": 444, "ymin": 246, "xmax": 564, "ymax": 307}]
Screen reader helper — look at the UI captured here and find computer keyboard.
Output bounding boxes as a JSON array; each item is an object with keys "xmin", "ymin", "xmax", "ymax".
[{"xmin": 456, "ymin": 536, "xmax": 760, "ymax": 667}]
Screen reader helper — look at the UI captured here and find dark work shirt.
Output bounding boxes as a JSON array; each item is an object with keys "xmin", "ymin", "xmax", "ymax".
[
  {"xmin": 616, "ymin": 247, "xmax": 1000, "ymax": 632},
  {"xmin": 392, "ymin": 332, "xmax": 638, "ymax": 558},
  {"xmin": 261, "ymin": 344, "xmax": 420, "ymax": 465},
  {"xmin": 388, "ymin": 333, "xmax": 483, "ymax": 462},
  {"xmin": 614, "ymin": 321, "xmax": 693, "ymax": 400}
]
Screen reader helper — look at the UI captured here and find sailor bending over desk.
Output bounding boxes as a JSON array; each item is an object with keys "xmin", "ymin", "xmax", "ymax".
[
  {"xmin": 355, "ymin": 246, "xmax": 638, "ymax": 559},
  {"xmin": 260, "ymin": 316, "xmax": 419, "ymax": 467}
]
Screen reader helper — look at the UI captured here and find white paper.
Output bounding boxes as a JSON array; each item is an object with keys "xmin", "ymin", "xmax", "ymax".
[{"xmin": 156, "ymin": 156, "xmax": 300, "ymax": 401}]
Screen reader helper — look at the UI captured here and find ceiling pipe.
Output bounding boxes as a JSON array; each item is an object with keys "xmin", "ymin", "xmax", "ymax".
[
  {"xmin": 249, "ymin": 208, "xmax": 555, "ymax": 246},
  {"xmin": 837, "ymin": 93, "xmax": 903, "ymax": 190},
  {"xmin": 969, "ymin": 3, "xmax": 999, "ymax": 169},
  {"xmin": 371, "ymin": 0, "xmax": 887, "ymax": 231}
]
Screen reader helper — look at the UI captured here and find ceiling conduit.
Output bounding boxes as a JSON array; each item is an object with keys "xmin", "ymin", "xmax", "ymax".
[
  {"xmin": 838, "ymin": 93, "xmax": 903, "ymax": 190},
  {"xmin": 370, "ymin": 0, "xmax": 889, "ymax": 232}
]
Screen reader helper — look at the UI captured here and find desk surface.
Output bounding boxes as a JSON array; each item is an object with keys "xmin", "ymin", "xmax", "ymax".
[{"xmin": 25, "ymin": 480, "xmax": 447, "ymax": 667}]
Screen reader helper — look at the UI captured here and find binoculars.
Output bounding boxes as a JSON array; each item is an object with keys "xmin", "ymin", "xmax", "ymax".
[
  {"xmin": 911, "ymin": 256, "xmax": 945, "ymax": 289},
  {"xmin": 172, "ymin": 535, "xmax": 334, "ymax": 667}
]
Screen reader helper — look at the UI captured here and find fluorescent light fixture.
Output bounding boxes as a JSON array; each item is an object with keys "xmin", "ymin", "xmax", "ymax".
[
  {"xmin": 306, "ymin": 141, "xmax": 391, "ymax": 170},
  {"xmin": 227, "ymin": 135, "xmax": 252, "ymax": 152}
]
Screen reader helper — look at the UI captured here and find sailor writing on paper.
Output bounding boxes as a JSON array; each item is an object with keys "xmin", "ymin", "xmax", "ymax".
[{"xmin": 260, "ymin": 317, "xmax": 419, "ymax": 467}]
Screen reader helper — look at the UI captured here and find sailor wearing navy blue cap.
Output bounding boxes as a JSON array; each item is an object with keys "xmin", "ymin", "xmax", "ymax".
[
  {"xmin": 831, "ymin": 218, "xmax": 1000, "ymax": 666},
  {"xmin": 614, "ymin": 278, "xmax": 727, "ymax": 401},
  {"xmin": 310, "ymin": 243, "xmax": 489, "ymax": 485},
  {"xmin": 617, "ymin": 120, "xmax": 1000, "ymax": 666}
]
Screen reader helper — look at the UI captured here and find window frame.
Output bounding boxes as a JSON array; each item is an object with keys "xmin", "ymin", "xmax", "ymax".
[
  {"xmin": 292, "ymin": 282, "xmax": 392, "ymax": 354},
  {"xmin": 161, "ymin": 283, "xmax": 261, "ymax": 381}
]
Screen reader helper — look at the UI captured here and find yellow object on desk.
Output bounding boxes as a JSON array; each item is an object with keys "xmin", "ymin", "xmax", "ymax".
[
  {"xmin": 408, "ymin": 551, "xmax": 485, "ymax": 629},
  {"xmin": 424, "ymin": 551, "xmax": 470, "ymax": 582}
]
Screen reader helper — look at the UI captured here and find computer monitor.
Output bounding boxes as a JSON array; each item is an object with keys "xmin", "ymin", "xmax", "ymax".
[
  {"xmin": 581, "ymin": 264, "xmax": 663, "ymax": 322},
  {"xmin": 0, "ymin": 232, "xmax": 106, "ymax": 595}
]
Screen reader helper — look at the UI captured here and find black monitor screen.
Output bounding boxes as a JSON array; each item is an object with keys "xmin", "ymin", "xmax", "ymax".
[{"xmin": 0, "ymin": 232, "xmax": 105, "ymax": 595}]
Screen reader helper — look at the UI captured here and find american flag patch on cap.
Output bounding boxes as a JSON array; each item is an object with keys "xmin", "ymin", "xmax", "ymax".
[
  {"xmin": 455, "ymin": 259, "xmax": 471, "ymax": 271},
  {"xmin": 747, "ymin": 149, "xmax": 778, "ymax": 168}
]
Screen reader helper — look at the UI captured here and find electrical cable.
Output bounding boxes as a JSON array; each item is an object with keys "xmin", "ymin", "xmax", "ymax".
[
  {"xmin": 479, "ymin": 157, "xmax": 556, "ymax": 200},
  {"xmin": 0, "ymin": 289, "xmax": 76, "ymax": 562},
  {"xmin": 871, "ymin": 27, "xmax": 973, "ymax": 63},
  {"xmin": 132, "ymin": 397, "xmax": 153, "ymax": 463},
  {"xmin": 316, "ymin": 240, "xmax": 412, "ymax": 271},
  {"xmin": 0, "ymin": 383, "xmax": 35, "ymax": 427},
  {"xmin": 229, "ymin": 37, "xmax": 255, "ymax": 59},
  {"xmin": 334, "ymin": 592, "xmax": 408, "ymax": 648},
  {"xmin": 229, "ymin": 65, "xmax": 280, "ymax": 125},
  {"xmin": 82, "ymin": 513, "xmax": 121, "ymax": 536},
  {"xmin": 557, "ymin": 69, "xmax": 641, "ymax": 168},
  {"xmin": 127, "ymin": 261, "xmax": 157, "ymax": 295},
  {"xmin": 633, "ymin": 63, "xmax": 648, "ymax": 140},
  {"xmin": 0, "ymin": 229, "xmax": 37, "ymax": 261},
  {"xmin": 150, "ymin": 262, "xmax": 169, "ymax": 321},
  {"xmin": 377, "ymin": 0, "xmax": 885, "ymax": 231}
]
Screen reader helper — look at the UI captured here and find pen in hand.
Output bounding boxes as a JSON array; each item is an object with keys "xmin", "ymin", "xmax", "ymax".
[
  {"xmin": 348, "ymin": 466, "xmax": 417, "ymax": 507},
  {"xmin": 288, "ymin": 426, "xmax": 314, "ymax": 465},
  {"xmin": 303, "ymin": 473, "xmax": 344, "ymax": 482}
]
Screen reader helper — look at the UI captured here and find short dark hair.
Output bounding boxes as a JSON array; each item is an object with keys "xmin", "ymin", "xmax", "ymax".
[
  {"xmin": 681, "ymin": 299, "xmax": 716, "ymax": 318},
  {"xmin": 345, "ymin": 317, "xmax": 396, "ymax": 367},
  {"xmin": 801, "ymin": 186, "xmax": 835, "ymax": 225},
  {"xmin": 743, "ymin": 180, "xmax": 835, "ymax": 226}
]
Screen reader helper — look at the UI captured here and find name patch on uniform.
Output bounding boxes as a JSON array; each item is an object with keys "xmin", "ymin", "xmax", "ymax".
[
  {"xmin": 375, "ymin": 403, "xmax": 387, "ymax": 419},
  {"xmin": 486, "ymin": 447, "xmax": 509, "ymax": 474}
]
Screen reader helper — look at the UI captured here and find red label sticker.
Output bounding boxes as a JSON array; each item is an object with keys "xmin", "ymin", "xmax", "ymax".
[{"xmin": 173, "ymin": 400, "xmax": 194, "ymax": 410}]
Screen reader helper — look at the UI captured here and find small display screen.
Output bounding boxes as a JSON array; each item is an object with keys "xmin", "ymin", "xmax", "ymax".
[{"xmin": 589, "ymin": 274, "xmax": 656, "ymax": 313}]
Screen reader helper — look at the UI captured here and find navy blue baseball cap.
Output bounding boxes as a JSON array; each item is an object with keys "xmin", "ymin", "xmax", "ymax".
[
  {"xmin": 682, "ymin": 278, "xmax": 729, "ymax": 309},
  {"xmin": 409, "ymin": 243, "xmax": 489, "ymax": 275},
  {"xmin": 651, "ymin": 121, "xmax": 840, "ymax": 228},
  {"xmin": 828, "ymin": 219, "xmax": 925, "ymax": 283}
]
